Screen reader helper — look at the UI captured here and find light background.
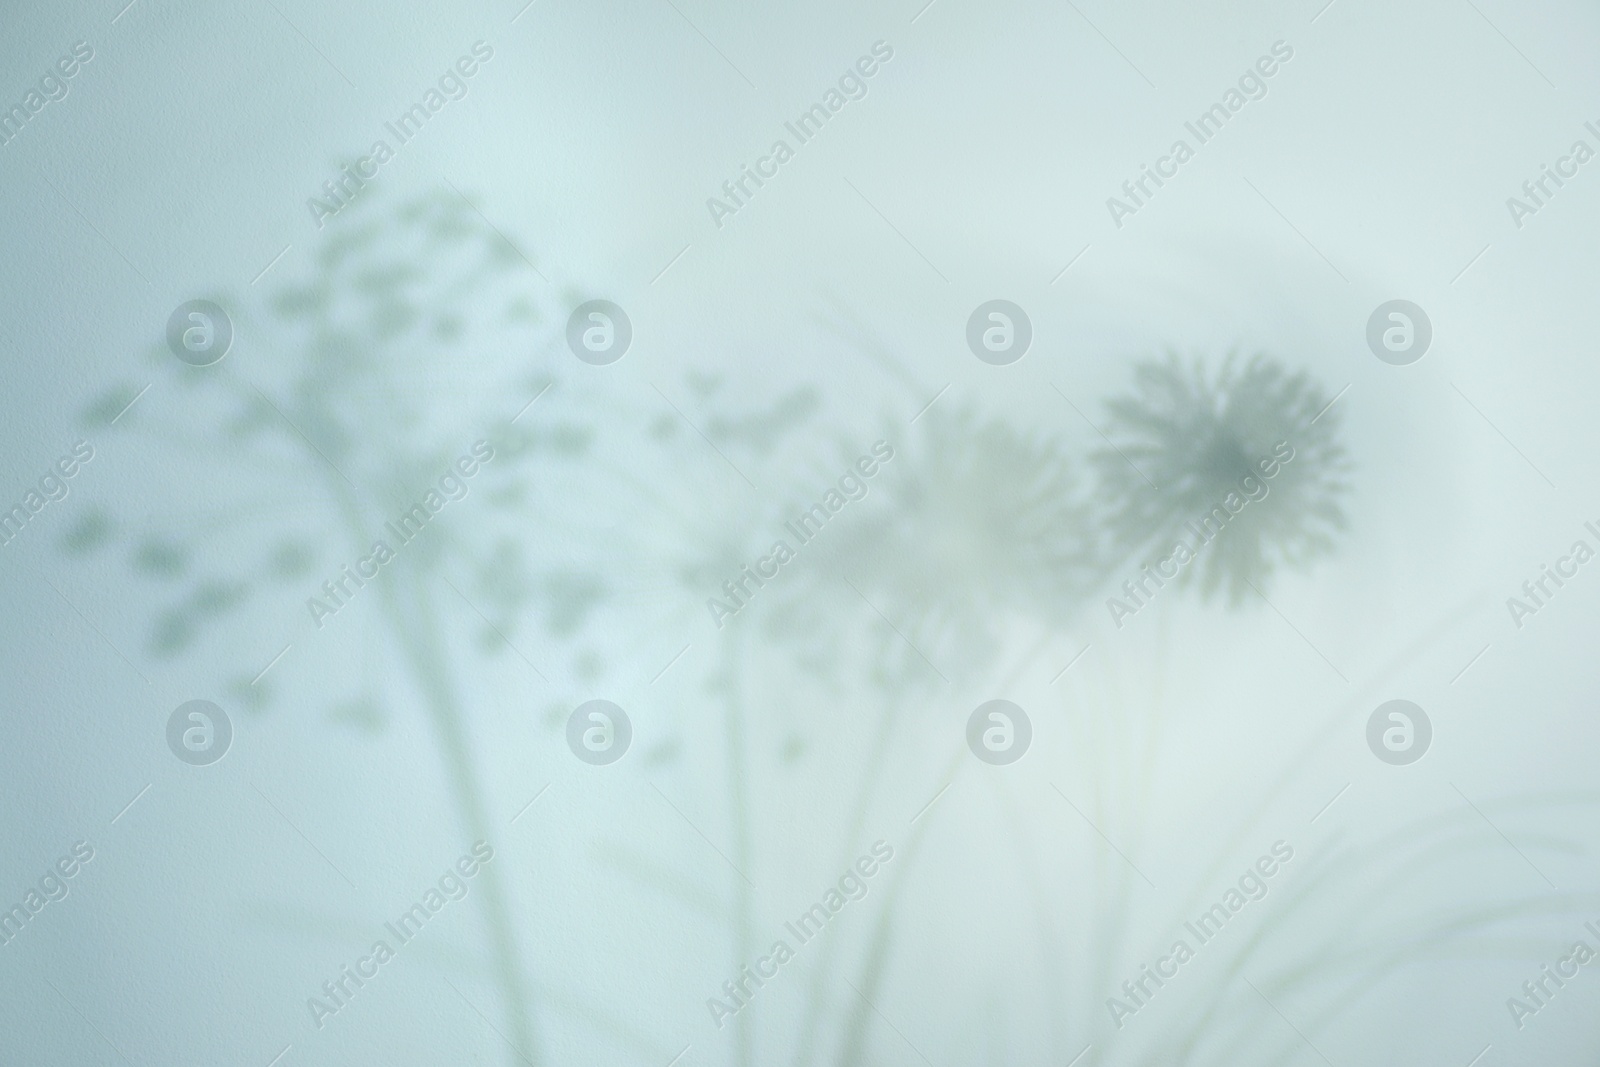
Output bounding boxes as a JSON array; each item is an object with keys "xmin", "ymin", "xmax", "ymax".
[{"xmin": 2, "ymin": 0, "xmax": 1599, "ymax": 1064}]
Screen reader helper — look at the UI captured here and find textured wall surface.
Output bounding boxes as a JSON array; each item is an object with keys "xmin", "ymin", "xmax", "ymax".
[{"xmin": 2, "ymin": 1, "xmax": 1598, "ymax": 1064}]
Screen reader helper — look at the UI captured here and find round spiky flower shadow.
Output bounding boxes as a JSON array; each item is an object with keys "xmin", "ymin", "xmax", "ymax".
[
  {"xmin": 815, "ymin": 407, "xmax": 1099, "ymax": 682},
  {"xmin": 1093, "ymin": 353, "xmax": 1349, "ymax": 605}
]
